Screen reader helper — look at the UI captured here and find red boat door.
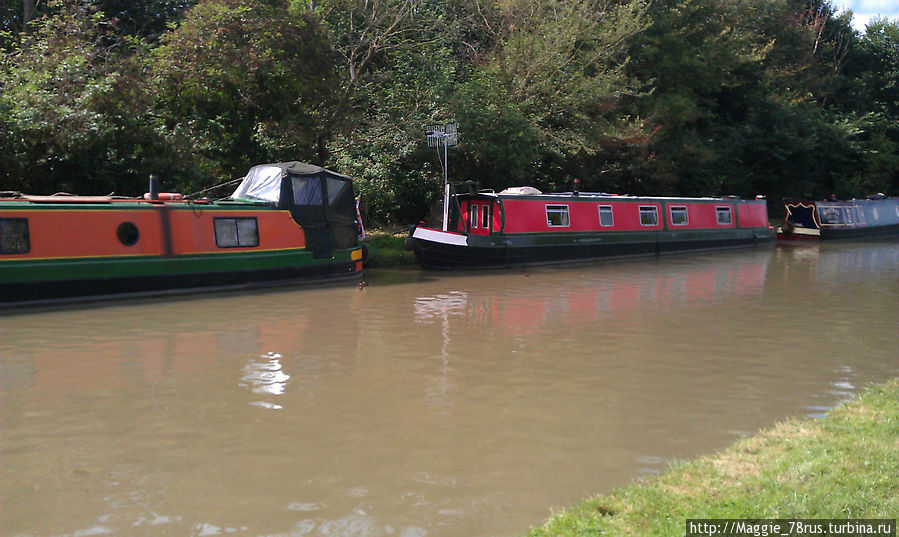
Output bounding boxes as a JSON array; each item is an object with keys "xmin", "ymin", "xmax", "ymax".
[{"xmin": 467, "ymin": 200, "xmax": 494, "ymax": 236}]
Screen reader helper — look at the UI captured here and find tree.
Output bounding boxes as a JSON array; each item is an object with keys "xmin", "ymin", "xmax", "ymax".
[
  {"xmin": 843, "ymin": 18, "xmax": 899, "ymax": 195},
  {"xmin": 94, "ymin": 0, "xmax": 195, "ymax": 41},
  {"xmin": 0, "ymin": 0, "xmax": 167, "ymax": 194},
  {"xmin": 328, "ymin": 0, "xmax": 650, "ymax": 223},
  {"xmin": 149, "ymin": 0, "xmax": 342, "ymax": 182}
]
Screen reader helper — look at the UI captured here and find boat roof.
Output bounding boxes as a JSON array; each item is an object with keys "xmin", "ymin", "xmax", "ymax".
[
  {"xmin": 271, "ymin": 161, "xmax": 351, "ymax": 180},
  {"xmin": 469, "ymin": 189, "xmax": 756, "ymax": 202},
  {"xmin": 0, "ymin": 194, "xmax": 208, "ymax": 205},
  {"xmin": 0, "ymin": 161, "xmax": 351, "ymax": 205},
  {"xmin": 230, "ymin": 161, "xmax": 351, "ymax": 204},
  {"xmin": 784, "ymin": 195, "xmax": 896, "ymax": 204}
]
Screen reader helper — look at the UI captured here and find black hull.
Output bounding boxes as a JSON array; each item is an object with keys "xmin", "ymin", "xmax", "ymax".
[
  {"xmin": 819, "ymin": 222, "xmax": 899, "ymax": 240},
  {"xmin": 410, "ymin": 232, "xmax": 774, "ymax": 270},
  {"xmin": 1, "ymin": 261, "xmax": 360, "ymax": 307}
]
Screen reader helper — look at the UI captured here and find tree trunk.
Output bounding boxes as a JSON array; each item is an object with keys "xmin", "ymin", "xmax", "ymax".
[
  {"xmin": 23, "ymin": 0, "xmax": 35, "ymax": 32},
  {"xmin": 316, "ymin": 134, "xmax": 330, "ymax": 166}
]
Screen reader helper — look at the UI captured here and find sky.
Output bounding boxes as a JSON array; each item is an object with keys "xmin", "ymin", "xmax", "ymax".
[{"xmin": 836, "ymin": 0, "xmax": 899, "ymax": 31}]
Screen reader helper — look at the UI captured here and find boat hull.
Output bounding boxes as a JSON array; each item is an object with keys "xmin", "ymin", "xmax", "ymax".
[
  {"xmin": 1, "ymin": 249, "xmax": 360, "ymax": 305},
  {"xmin": 1, "ymin": 195, "xmax": 363, "ymax": 305},
  {"xmin": 410, "ymin": 216, "xmax": 774, "ymax": 270},
  {"xmin": 410, "ymin": 233, "xmax": 773, "ymax": 269},
  {"xmin": 819, "ymin": 222, "xmax": 899, "ymax": 239}
]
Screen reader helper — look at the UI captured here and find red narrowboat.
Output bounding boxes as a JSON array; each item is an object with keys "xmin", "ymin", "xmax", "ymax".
[
  {"xmin": 776, "ymin": 196, "xmax": 899, "ymax": 241},
  {"xmin": 0, "ymin": 162, "xmax": 364, "ymax": 305},
  {"xmin": 406, "ymin": 185, "xmax": 774, "ymax": 269}
]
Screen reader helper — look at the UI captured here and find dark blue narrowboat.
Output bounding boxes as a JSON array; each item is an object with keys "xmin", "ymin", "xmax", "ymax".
[{"xmin": 777, "ymin": 195, "xmax": 899, "ymax": 241}]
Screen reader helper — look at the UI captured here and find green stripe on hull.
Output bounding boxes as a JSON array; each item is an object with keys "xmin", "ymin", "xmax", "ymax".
[
  {"xmin": 1, "ymin": 248, "xmax": 359, "ymax": 284},
  {"xmin": 468, "ymin": 230, "xmax": 662, "ymax": 248},
  {"xmin": 469, "ymin": 228, "xmax": 769, "ymax": 248}
]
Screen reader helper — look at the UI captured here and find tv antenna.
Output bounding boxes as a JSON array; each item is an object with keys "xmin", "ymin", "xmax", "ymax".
[{"xmin": 426, "ymin": 122, "xmax": 458, "ymax": 231}]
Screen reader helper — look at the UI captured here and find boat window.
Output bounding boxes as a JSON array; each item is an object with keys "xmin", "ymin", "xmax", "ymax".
[
  {"xmin": 481, "ymin": 205, "xmax": 490, "ymax": 229},
  {"xmin": 670, "ymin": 206, "xmax": 688, "ymax": 226},
  {"xmin": 292, "ymin": 177, "xmax": 323, "ymax": 206},
  {"xmin": 470, "ymin": 204, "xmax": 479, "ymax": 228},
  {"xmin": 231, "ymin": 165, "xmax": 282, "ymax": 203},
  {"xmin": 639, "ymin": 206, "xmax": 658, "ymax": 226},
  {"xmin": 546, "ymin": 205, "xmax": 570, "ymax": 227},
  {"xmin": 872, "ymin": 207, "xmax": 879, "ymax": 221},
  {"xmin": 598, "ymin": 205, "xmax": 614, "ymax": 227},
  {"xmin": 214, "ymin": 217, "xmax": 260, "ymax": 248},
  {"xmin": 326, "ymin": 178, "xmax": 346, "ymax": 205},
  {"xmin": 843, "ymin": 207, "xmax": 854, "ymax": 224},
  {"xmin": 716, "ymin": 206, "xmax": 733, "ymax": 225},
  {"xmin": 0, "ymin": 218, "xmax": 30, "ymax": 254},
  {"xmin": 819, "ymin": 206, "xmax": 843, "ymax": 225}
]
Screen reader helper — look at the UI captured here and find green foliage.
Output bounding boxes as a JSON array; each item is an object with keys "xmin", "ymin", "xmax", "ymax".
[
  {"xmin": 0, "ymin": 0, "xmax": 896, "ymax": 216},
  {"xmin": 615, "ymin": 0, "xmax": 899, "ymax": 207},
  {"xmin": 485, "ymin": 0, "xmax": 649, "ymax": 153},
  {"xmin": 0, "ymin": 0, "xmax": 167, "ymax": 194},
  {"xmin": 361, "ymin": 230, "xmax": 417, "ymax": 267},
  {"xmin": 93, "ymin": 0, "xmax": 196, "ymax": 41},
  {"xmin": 149, "ymin": 0, "xmax": 340, "ymax": 183},
  {"xmin": 328, "ymin": 41, "xmax": 453, "ymax": 225}
]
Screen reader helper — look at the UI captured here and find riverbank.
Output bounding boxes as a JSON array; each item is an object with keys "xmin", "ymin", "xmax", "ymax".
[
  {"xmin": 526, "ymin": 378, "xmax": 899, "ymax": 536},
  {"xmin": 362, "ymin": 229, "xmax": 417, "ymax": 267}
]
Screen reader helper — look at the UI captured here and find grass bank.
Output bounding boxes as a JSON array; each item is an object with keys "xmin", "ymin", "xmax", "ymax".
[
  {"xmin": 527, "ymin": 378, "xmax": 899, "ymax": 536},
  {"xmin": 362, "ymin": 228, "xmax": 417, "ymax": 268}
]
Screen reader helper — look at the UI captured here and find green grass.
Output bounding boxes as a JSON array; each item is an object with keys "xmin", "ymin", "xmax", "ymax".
[
  {"xmin": 526, "ymin": 378, "xmax": 899, "ymax": 536},
  {"xmin": 362, "ymin": 229, "xmax": 417, "ymax": 268}
]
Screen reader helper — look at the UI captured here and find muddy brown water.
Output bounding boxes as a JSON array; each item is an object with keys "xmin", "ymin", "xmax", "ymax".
[{"xmin": 1, "ymin": 241, "xmax": 897, "ymax": 537}]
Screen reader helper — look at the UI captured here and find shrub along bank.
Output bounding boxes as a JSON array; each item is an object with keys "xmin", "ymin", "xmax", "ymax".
[{"xmin": 362, "ymin": 230, "xmax": 417, "ymax": 268}]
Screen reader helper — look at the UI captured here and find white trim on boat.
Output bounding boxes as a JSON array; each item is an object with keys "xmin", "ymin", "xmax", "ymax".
[
  {"xmin": 778, "ymin": 226, "xmax": 820, "ymax": 236},
  {"xmin": 413, "ymin": 227, "xmax": 469, "ymax": 246}
]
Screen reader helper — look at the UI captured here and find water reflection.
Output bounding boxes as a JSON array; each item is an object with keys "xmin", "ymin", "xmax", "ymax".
[
  {"xmin": 1, "ymin": 242, "xmax": 897, "ymax": 537},
  {"xmin": 242, "ymin": 352, "xmax": 290, "ymax": 409},
  {"xmin": 412, "ymin": 253, "xmax": 769, "ymax": 331}
]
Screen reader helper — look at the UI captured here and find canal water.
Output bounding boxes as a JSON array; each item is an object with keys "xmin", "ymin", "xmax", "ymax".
[{"xmin": 1, "ymin": 241, "xmax": 897, "ymax": 537}]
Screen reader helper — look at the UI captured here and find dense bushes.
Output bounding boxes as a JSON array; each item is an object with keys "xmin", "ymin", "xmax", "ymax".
[{"xmin": 1, "ymin": 0, "xmax": 897, "ymax": 224}]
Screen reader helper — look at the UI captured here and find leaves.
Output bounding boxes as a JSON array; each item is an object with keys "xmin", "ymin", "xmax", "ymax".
[
  {"xmin": 0, "ymin": 0, "xmax": 896, "ymax": 219},
  {"xmin": 149, "ymin": 0, "xmax": 341, "ymax": 177}
]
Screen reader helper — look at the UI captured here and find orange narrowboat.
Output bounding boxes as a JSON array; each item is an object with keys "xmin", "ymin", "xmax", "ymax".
[{"xmin": 0, "ymin": 162, "xmax": 364, "ymax": 305}]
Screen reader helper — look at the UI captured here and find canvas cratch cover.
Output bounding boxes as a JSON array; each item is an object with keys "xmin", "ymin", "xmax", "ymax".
[{"xmin": 232, "ymin": 162, "xmax": 359, "ymax": 257}]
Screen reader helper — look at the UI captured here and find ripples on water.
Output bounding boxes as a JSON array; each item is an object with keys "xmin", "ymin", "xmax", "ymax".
[
  {"xmin": 1, "ymin": 241, "xmax": 897, "ymax": 537},
  {"xmin": 242, "ymin": 352, "xmax": 290, "ymax": 409}
]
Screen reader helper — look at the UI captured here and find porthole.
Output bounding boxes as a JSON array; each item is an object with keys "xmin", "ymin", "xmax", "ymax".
[{"xmin": 117, "ymin": 222, "xmax": 140, "ymax": 246}]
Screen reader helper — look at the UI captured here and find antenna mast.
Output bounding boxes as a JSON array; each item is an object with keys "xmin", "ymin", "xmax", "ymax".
[{"xmin": 426, "ymin": 122, "xmax": 458, "ymax": 231}]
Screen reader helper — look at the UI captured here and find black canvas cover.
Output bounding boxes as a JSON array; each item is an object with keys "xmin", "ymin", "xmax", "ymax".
[{"xmin": 232, "ymin": 162, "xmax": 359, "ymax": 257}]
